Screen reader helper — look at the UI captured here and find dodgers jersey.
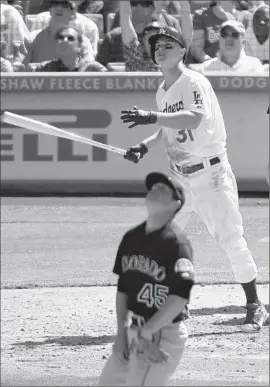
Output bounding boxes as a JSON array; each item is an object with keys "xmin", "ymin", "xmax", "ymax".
[
  {"xmin": 156, "ymin": 68, "xmax": 227, "ymax": 165},
  {"xmin": 113, "ymin": 221, "xmax": 194, "ymax": 323}
]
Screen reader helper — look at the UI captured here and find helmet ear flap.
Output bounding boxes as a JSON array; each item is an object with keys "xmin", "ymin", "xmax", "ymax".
[{"xmin": 150, "ymin": 42, "xmax": 157, "ymax": 64}]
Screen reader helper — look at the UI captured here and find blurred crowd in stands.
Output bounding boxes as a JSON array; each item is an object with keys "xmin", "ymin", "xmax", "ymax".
[{"xmin": 0, "ymin": 0, "xmax": 269, "ymax": 73}]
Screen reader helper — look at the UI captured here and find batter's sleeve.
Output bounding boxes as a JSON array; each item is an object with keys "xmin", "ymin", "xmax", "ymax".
[{"xmin": 184, "ymin": 77, "xmax": 212, "ymax": 118}]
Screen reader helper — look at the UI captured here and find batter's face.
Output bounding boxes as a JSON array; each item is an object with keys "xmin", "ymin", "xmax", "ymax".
[
  {"xmin": 154, "ymin": 37, "xmax": 185, "ymax": 68},
  {"xmin": 219, "ymin": 27, "xmax": 244, "ymax": 54},
  {"xmin": 145, "ymin": 182, "xmax": 180, "ymax": 216}
]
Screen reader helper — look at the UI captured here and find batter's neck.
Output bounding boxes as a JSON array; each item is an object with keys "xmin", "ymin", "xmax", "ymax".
[{"xmin": 162, "ymin": 63, "xmax": 185, "ymax": 91}]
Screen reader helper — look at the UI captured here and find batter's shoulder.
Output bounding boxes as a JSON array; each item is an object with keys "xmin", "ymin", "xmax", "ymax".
[{"xmin": 184, "ymin": 68, "xmax": 212, "ymax": 88}]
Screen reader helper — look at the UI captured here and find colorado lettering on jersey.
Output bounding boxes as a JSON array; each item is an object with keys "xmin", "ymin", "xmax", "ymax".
[
  {"xmin": 122, "ymin": 255, "xmax": 166, "ymax": 282},
  {"xmin": 163, "ymin": 100, "xmax": 184, "ymax": 113}
]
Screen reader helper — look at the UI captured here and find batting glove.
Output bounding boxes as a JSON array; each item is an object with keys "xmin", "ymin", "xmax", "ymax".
[
  {"xmin": 121, "ymin": 106, "xmax": 157, "ymax": 129},
  {"xmin": 124, "ymin": 143, "xmax": 149, "ymax": 164}
]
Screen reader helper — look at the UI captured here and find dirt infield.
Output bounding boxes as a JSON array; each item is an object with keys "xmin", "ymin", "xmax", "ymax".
[
  {"xmin": 1, "ymin": 197, "xmax": 269, "ymax": 385},
  {"xmin": 1, "ymin": 197, "xmax": 269, "ymax": 288},
  {"xmin": 1, "ymin": 284, "xmax": 269, "ymax": 386}
]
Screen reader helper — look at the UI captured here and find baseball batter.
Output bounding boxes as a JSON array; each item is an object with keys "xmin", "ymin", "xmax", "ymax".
[
  {"xmin": 121, "ymin": 26, "xmax": 268, "ymax": 333},
  {"xmin": 98, "ymin": 172, "xmax": 194, "ymax": 386}
]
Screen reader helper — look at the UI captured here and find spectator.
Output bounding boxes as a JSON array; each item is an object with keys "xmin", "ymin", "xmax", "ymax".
[
  {"xmin": 163, "ymin": 1, "xmax": 181, "ymax": 15},
  {"xmin": 22, "ymin": 1, "xmax": 95, "ymax": 66},
  {"xmin": 120, "ymin": 0, "xmax": 193, "ymax": 71},
  {"xmin": 6, "ymin": 1, "xmax": 25, "ymax": 17},
  {"xmin": 98, "ymin": 1, "xmax": 167, "ymax": 68},
  {"xmin": 190, "ymin": 1, "xmax": 235, "ymax": 63},
  {"xmin": 0, "ymin": 2, "xmax": 29, "ymax": 60},
  {"xmin": 102, "ymin": 0, "xmax": 119, "ymax": 33},
  {"xmin": 190, "ymin": 20, "xmax": 264, "ymax": 72},
  {"xmin": 189, "ymin": 1, "xmax": 211, "ymax": 14},
  {"xmin": 110, "ymin": 0, "xmax": 183, "ymax": 32},
  {"xmin": 247, "ymin": 0, "xmax": 267, "ymax": 11},
  {"xmin": 244, "ymin": 4, "xmax": 269, "ymax": 63},
  {"xmin": 30, "ymin": 0, "xmax": 99, "ymax": 55},
  {"xmin": 77, "ymin": 0, "xmax": 104, "ymax": 14},
  {"xmin": 33, "ymin": 26, "xmax": 107, "ymax": 71},
  {"xmin": 1, "ymin": 56, "xmax": 13, "ymax": 71},
  {"xmin": 95, "ymin": 26, "xmax": 124, "ymax": 67},
  {"xmin": 164, "ymin": 0, "xmax": 201, "ymax": 15},
  {"xmin": 27, "ymin": 0, "xmax": 46, "ymax": 14},
  {"xmin": 234, "ymin": 0, "xmax": 249, "ymax": 11},
  {"xmin": 233, "ymin": 1, "xmax": 250, "ymax": 28}
]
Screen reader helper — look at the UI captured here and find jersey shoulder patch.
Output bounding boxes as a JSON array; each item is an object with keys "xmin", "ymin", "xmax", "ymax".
[{"xmin": 174, "ymin": 258, "xmax": 194, "ymax": 273}]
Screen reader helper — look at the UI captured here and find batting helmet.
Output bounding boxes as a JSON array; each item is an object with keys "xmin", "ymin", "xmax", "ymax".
[{"xmin": 148, "ymin": 26, "xmax": 186, "ymax": 64}]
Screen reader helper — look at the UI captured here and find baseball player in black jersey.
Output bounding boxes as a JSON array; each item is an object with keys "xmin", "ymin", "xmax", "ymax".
[{"xmin": 98, "ymin": 172, "xmax": 195, "ymax": 386}]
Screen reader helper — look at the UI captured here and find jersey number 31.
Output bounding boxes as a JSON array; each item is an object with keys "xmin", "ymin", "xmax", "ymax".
[
  {"xmin": 177, "ymin": 129, "xmax": 195, "ymax": 144},
  {"xmin": 137, "ymin": 283, "xmax": 169, "ymax": 309}
]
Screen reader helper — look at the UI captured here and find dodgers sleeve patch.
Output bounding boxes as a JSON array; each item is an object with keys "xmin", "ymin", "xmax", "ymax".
[{"xmin": 174, "ymin": 258, "xmax": 194, "ymax": 273}]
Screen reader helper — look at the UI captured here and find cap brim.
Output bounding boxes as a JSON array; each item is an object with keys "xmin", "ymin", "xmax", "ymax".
[
  {"xmin": 220, "ymin": 23, "xmax": 244, "ymax": 34},
  {"xmin": 148, "ymin": 33, "xmax": 185, "ymax": 48},
  {"xmin": 146, "ymin": 172, "xmax": 177, "ymax": 195}
]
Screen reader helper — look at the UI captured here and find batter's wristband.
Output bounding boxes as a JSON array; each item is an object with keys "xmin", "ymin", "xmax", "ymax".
[
  {"xmin": 148, "ymin": 112, "xmax": 158, "ymax": 124},
  {"xmin": 139, "ymin": 143, "xmax": 149, "ymax": 157}
]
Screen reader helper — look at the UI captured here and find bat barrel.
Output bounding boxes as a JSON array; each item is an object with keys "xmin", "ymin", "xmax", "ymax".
[
  {"xmin": 2, "ymin": 111, "xmax": 50, "ymax": 132},
  {"xmin": 3, "ymin": 111, "xmax": 32, "ymax": 127},
  {"xmin": 2, "ymin": 111, "xmax": 127, "ymax": 156}
]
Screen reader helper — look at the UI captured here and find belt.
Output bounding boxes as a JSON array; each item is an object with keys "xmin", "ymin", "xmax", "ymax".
[
  {"xmin": 131, "ymin": 315, "xmax": 184, "ymax": 327},
  {"xmin": 175, "ymin": 156, "xmax": 220, "ymax": 175}
]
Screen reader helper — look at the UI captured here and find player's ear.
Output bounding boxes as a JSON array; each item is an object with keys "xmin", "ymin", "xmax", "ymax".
[
  {"xmin": 179, "ymin": 47, "xmax": 186, "ymax": 56},
  {"xmin": 179, "ymin": 47, "xmax": 186, "ymax": 61}
]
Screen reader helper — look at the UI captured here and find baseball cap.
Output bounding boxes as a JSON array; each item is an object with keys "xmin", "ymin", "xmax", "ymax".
[
  {"xmin": 220, "ymin": 20, "xmax": 245, "ymax": 35},
  {"xmin": 145, "ymin": 172, "xmax": 185, "ymax": 205},
  {"xmin": 148, "ymin": 26, "xmax": 186, "ymax": 49}
]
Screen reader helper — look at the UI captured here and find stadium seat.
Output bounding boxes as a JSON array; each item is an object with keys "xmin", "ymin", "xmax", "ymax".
[
  {"xmin": 106, "ymin": 13, "xmax": 115, "ymax": 32},
  {"xmin": 107, "ymin": 62, "xmax": 126, "ymax": 72},
  {"xmin": 27, "ymin": 63, "xmax": 39, "ymax": 72}
]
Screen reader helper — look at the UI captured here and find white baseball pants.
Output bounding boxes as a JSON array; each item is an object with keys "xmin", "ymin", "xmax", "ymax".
[
  {"xmin": 170, "ymin": 153, "xmax": 258, "ymax": 284},
  {"xmin": 97, "ymin": 320, "xmax": 188, "ymax": 386}
]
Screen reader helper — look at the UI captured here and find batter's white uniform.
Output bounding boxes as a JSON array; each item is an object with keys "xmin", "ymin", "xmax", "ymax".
[{"xmin": 156, "ymin": 68, "xmax": 258, "ymax": 284}]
